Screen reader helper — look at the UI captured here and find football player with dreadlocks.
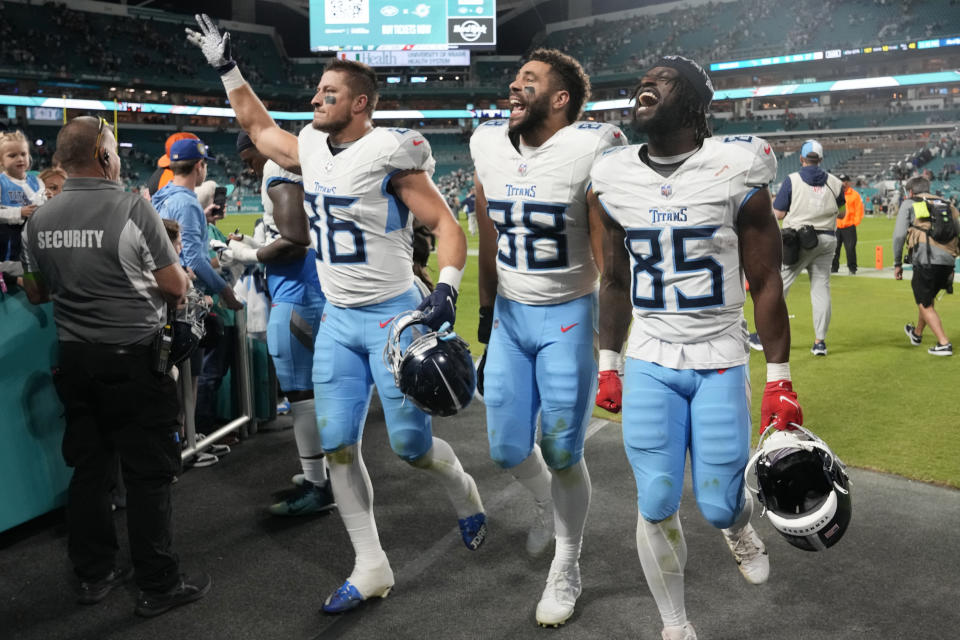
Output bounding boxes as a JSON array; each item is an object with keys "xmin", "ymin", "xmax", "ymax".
[{"xmin": 589, "ymin": 56, "xmax": 802, "ymax": 640}]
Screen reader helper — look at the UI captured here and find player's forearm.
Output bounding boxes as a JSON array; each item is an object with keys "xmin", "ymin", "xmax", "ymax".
[
  {"xmin": 225, "ymin": 80, "xmax": 278, "ymax": 145},
  {"xmin": 476, "ymin": 219, "xmax": 498, "ymax": 308},
  {"xmin": 751, "ymin": 285, "xmax": 790, "ymax": 363},
  {"xmin": 434, "ymin": 214, "xmax": 467, "ymax": 273},
  {"xmin": 256, "ymin": 237, "xmax": 307, "ymax": 264},
  {"xmin": 598, "ymin": 276, "xmax": 631, "ymax": 352}
]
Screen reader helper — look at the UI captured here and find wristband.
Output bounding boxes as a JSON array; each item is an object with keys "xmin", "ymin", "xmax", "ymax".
[
  {"xmin": 766, "ymin": 361, "xmax": 791, "ymax": 382},
  {"xmin": 438, "ymin": 265, "xmax": 464, "ymax": 292},
  {"xmin": 599, "ymin": 349, "xmax": 624, "ymax": 374},
  {"xmin": 220, "ymin": 65, "xmax": 245, "ymax": 92}
]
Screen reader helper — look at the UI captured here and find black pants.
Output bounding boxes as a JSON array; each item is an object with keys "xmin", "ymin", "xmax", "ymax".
[
  {"xmin": 54, "ymin": 342, "xmax": 182, "ymax": 592},
  {"xmin": 832, "ymin": 226, "xmax": 858, "ymax": 273}
]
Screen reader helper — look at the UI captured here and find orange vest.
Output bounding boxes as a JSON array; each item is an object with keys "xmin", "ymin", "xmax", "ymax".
[{"xmin": 837, "ymin": 187, "xmax": 863, "ymax": 229}]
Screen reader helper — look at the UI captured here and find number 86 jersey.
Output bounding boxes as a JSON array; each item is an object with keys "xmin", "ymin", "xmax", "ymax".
[
  {"xmin": 590, "ymin": 135, "xmax": 777, "ymax": 370},
  {"xmin": 471, "ymin": 120, "xmax": 627, "ymax": 305}
]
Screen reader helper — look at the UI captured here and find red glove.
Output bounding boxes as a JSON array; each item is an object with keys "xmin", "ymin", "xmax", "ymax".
[
  {"xmin": 595, "ymin": 370, "xmax": 622, "ymax": 413},
  {"xmin": 760, "ymin": 380, "xmax": 802, "ymax": 434}
]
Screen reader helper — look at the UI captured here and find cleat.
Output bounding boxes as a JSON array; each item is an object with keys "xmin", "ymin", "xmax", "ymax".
[
  {"xmin": 904, "ymin": 323, "xmax": 922, "ymax": 346},
  {"xmin": 526, "ymin": 499, "xmax": 555, "ymax": 557},
  {"xmin": 722, "ymin": 523, "xmax": 769, "ymax": 585},
  {"xmin": 78, "ymin": 566, "xmax": 133, "ymax": 604},
  {"xmin": 277, "ymin": 398, "xmax": 291, "ymax": 415},
  {"xmin": 928, "ymin": 342, "xmax": 953, "ymax": 356},
  {"xmin": 268, "ymin": 481, "xmax": 336, "ymax": 516},
  {"xmin": 536, "ymin": 563, "xmax": 581, "ymax": 627},
  {"xmin": 458, "ymin": 512, "xmax": 487, "ymax": 551},
  {"xmin": 810, "ymin": 341, "xmax": 827, "ymax": 356},
  {"xmin": 747, "ymin": 332, "xmax": 763, "ymax": 352},
  {"xmin": 322, "ymin": 562, "xmax": 394, "ymax": 614},
  {"xmin": 662, "ymin": 622, "xmax": 698, "ymax": 640}
]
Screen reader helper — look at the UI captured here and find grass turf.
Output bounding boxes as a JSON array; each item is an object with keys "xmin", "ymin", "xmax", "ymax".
[{"xmin": 219, "ymin": 213, "xmax": 960, "ymax": 488}]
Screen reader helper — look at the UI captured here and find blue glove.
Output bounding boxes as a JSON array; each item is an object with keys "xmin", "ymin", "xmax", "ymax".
[{"xmin": 416, "ymin": 283, "xmax": 457, "ymax": 331}]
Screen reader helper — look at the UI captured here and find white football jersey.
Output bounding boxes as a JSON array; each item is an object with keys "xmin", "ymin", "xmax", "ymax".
[
  {"xmin": 261, "ymin": 160, "xmax": 317, "ymax": 252},
  {"xmin": 471, "ymin": 120, "xmax": 627, "ymax": 305},
  {"xmin": 298, "ymin": 126, "xmax": 436, "ymax": 307},
  {"xmin": 591, "ymin": 134, "xmax": 777, "ymax": 370}
]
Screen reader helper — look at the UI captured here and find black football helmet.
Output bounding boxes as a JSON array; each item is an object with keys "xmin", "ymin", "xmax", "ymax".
[
  {"xmin": 746, "ymin": 426, "xmax": 851, "ymax": 552},
  {"xmin": 383, "ymin": 311, "xmax": 476, "ymax": 417},
  {"xmin": 169, "ymin": 288, "xmax": 209, "ymax": 367}
]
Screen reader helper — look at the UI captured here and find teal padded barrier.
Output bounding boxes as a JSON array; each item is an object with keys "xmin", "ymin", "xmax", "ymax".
[{"xmin": 0, "ymin": 291, "xmax": 71, "ymax": 532}]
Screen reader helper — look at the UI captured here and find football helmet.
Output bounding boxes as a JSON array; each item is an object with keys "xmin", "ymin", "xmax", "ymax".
[
  {"xmin": 745, "ymin": 425, "xmax": 851, "ymax": 552},
  {"xmin": 169, "ymin": 288, "xmax": 209, "ymax": 367},
  {"xmin": 383, "ymin": 311, "xmax": 476, "ymax": 417}
]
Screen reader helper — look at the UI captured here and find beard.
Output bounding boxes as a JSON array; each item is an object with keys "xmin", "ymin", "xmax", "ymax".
[
  {"xmin": 630, "ymin": 95, "xmax": 690, "ymax": 138},
  {"xmin": 509, "ymin": 92, "xmax": 552, "ymax": 138},
  {"xmin": 312, "ymin": 110, "xmax": 351, "ymax": 134}
]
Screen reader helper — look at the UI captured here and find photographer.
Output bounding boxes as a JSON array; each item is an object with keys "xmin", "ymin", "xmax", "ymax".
[
  {"xmin": 20, "ymin": 116, "xmax": 210, "ymax": 616},
  {"xmin": 893, "ymin": 176, "xmax": 959, "ymax": 356}
]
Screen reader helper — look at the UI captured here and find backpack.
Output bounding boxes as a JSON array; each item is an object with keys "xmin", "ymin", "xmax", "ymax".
[{"xmin": 911, "ymin": 197, "xmax": 957, "ymax": 245}]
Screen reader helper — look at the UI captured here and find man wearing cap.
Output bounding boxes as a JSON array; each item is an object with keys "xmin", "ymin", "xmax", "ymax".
[
  {"xmin": 153, "ymin": 137, "xmax": 243, "ymax": 312},
  {"xmin": 832, "ymin": 174, "xmax": 864, "ymax": 274},
  {"xmin": 591, "ymin": 55, "xmax": 799, "ymax": 640},
  {"xmin": 147, "ymin": 132, "xmax": 200, "ymax": 196},
  {"xmin": 755, "ymin": 139, "xmax": 845, "ymax": 356}
]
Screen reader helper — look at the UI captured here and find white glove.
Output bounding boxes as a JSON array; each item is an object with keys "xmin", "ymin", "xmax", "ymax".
[
  {"xmin": 185, "ymin": 13, "xmax": 234, "ymax": 72},
  {"xmin": 228, "ymin": 239, "xmax": 260, "ymax": 264}
]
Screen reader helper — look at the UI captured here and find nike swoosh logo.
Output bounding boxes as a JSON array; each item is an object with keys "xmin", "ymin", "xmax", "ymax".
[
  {"xmin": 561, "ymin": 323, "xmax": 579, "ymax": 333},
  {"xmin": 412, "ymin": 140, "xmax": 424, "ymax": 146},
  {"xmin": 379, "ymin": 316, "xmax": 395, "ymax": 328}
]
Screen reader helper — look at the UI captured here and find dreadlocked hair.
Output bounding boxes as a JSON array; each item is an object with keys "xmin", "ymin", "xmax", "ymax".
[{"xmin": 670, "ymin": 75, "xmax": 712, "ymax": 146}]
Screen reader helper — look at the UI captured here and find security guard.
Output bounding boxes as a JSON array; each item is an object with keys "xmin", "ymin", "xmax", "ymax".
[{"xmin": 21, "ymin": 116, "xmax": 210, "ymax": 617}]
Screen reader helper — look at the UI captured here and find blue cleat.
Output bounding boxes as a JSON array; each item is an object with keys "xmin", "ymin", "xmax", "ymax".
[
  {"xmin": 322, "ymin": 578, "xmax": 392, "ymax": 614},
  {"xmin": 458, "ymin": 512, "xmax": 487, "ymax": 551}
]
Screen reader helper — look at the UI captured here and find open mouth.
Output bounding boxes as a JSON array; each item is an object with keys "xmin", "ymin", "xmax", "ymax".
[
  {"xmin": 509, "ymin": 96, "xmax": 527, "ymax": 117},
  {"xmin": 635, "ymin": 89, "xmax": 660, "ymax": 114}
]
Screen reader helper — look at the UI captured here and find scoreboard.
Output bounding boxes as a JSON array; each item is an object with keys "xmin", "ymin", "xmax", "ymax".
[{"xmin": 310, "ymin": 0, "xmax": 496, "ymax": 51}]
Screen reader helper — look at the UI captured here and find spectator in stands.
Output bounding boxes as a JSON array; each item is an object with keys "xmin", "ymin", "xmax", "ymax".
[
  {"xmin": 147, "ymin": 132, "xmax": 200, "ymax": 196},
  {"xmin": 0, "ymin": 130, "xmax": 45, "ymax": 291},
  {"xmin": 750, "ymin": 139, "xmax": 845, "ymax": 356},
  {"xmin": 832, "ymin": 174, "xmax": 864, "ymax": 274},
  {"xmin": 893, "ymin": 176, "xmax": 959, "ymax": 356},
  {"xmin": 20, "ymin": 115, "xmax": 210, "ymax": 616},
  {"xmin": 39, "ymin": 167, "xmax": 68, "ymax": 199}
]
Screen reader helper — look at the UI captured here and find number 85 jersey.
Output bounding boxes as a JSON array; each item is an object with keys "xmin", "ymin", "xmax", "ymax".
[
  {"xmin": 471, "ymin": 120, "xmax": 627, "ymax": 305},
  {"xmin": 590, "ymin": 135, "xmax": 777, "ymax": 370}
]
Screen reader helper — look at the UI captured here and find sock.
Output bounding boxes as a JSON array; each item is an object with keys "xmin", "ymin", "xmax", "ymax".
[
  {"xmin": 636, "ymin": 512, "xmax": 687, "ymax": 628},
  {"xmin": 326, "ymin": 442, "xmax": 389, "ymax": 592},
  {"xmin": 511, "ymin": 444, "xmax": 552, "ymax": 503},
  {"xmin": 550, "ymin": 457, "xmax": 591, "ymax": 569},
  {"xmin": 722, "ymin": 490, "xmax": 754, "ymax": 539},
  {"xmin": 290, "ymin": 399, "xmax": 325, "ymax": 485},
  {"xmin": 409, "ymin": 437, "xmax": 483, "ymax": 518}
]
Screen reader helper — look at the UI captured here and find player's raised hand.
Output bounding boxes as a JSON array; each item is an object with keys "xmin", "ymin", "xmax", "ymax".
[
  {"xmin": 185, "ymin": 13, "xmax": 234, "ymax": 72},
  {"xmin": 759, "ymin": 380, "xmax": 802, "ymax": 434}
]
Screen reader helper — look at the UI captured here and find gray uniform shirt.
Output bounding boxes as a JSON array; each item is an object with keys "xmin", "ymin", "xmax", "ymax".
[
  {"xmin": 21, "ymin": 178, "xmax": 178, "ymax": 344},
  {"xmin": 892, "ymin": 196, "xmax": 960, "ymax": 267}
]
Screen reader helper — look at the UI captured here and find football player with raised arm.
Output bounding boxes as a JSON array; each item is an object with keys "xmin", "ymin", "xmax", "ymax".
[
  {"xmin": 229, "ymin": 132, "xmax": 335, "ymax": 516},
  {"xmin": 589, "ymin": 56, "xmax": 803, "ymax": 640},
  {"xmin": 471, "ymin": 49, "xmax": 626, "ymax": 627},
  {"xmin": 188, "ymin": 15, "xmax": 486, "ymax": 613}
]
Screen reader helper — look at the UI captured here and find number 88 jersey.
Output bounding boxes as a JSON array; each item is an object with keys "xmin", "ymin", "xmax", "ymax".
[
  {"xmin": 590, "ymin": 135, "xmax": 777, "ymax": 370},
  {"xmin": 471, "ymin": 120, "xmax": 627, "ymax": 305}
]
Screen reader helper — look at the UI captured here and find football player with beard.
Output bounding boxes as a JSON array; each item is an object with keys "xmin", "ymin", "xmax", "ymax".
[
  {"xmin": 589, "ymin": 56, "xmax": 802, "ymax": 640},
  {"xmin": 187, "ymin": 15, "xmax": 487, "ymax": 614},
  {"xmin": 470, "ymin": 49, "xmax": 626, "ymax": 627}
]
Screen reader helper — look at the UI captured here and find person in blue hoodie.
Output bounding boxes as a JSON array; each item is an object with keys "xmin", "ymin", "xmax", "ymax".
[
  {"xmin": 153, "ymin": 138, "xmax": 243, "ymax": 312},
  {"xmin": 750, "ymin": 139, "xmax": 845, "ymax": 357}
]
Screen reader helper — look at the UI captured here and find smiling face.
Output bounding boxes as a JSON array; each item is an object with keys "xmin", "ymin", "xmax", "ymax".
[
  {"xmin": 631, "ymin": 66, "xmax": 690, "ymax": 136},
  {"xmin": 311, "ymin": 70, "xmax": 357, "ymax": 135},
  {"xmin": 507, "ymin": 60, "xmax": 557, "ymax": 137},
  {"xmin": 1, "ymin": 140, "xmax": 29, "ymax": 179}
]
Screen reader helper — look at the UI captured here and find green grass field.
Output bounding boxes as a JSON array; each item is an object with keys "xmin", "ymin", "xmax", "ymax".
[{"xmin": 218, "ymin": 213, "xmax": 960, "ymax": 488}]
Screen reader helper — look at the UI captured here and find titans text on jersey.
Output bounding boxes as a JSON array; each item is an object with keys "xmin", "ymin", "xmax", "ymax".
[
  {"xmin": 471, "ymin": 120, "xmax": 627, "ymax": 305},
  {"xmin": 591, "ymin": 134, "xmax": 777, "ymax": 369}
]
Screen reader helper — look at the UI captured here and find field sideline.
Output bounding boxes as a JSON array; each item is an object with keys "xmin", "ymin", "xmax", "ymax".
[{"xmin": 217, "ymin": 214, "xmax": 960, "ymax": 488}]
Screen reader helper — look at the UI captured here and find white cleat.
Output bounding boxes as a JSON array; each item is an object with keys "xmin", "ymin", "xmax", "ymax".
[
  {"xmin": 535, "ymin": 563, "xmax": 581, "ymax": 627},
  {"xmin": 526, "ymin": 498, "xmax": 555, "ymax": 557},
  {"xmin": 662, "ymin": 622, "xmax": 698, "ymax": 640},
  {"xmin": 723, "ymin": 523, "xmax": 769, "ymax": 585}
]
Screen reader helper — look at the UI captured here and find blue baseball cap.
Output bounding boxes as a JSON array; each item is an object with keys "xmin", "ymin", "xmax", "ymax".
[{"xmin": 169, "ymin": 138, "xmax": 212, "ymax": 162}]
